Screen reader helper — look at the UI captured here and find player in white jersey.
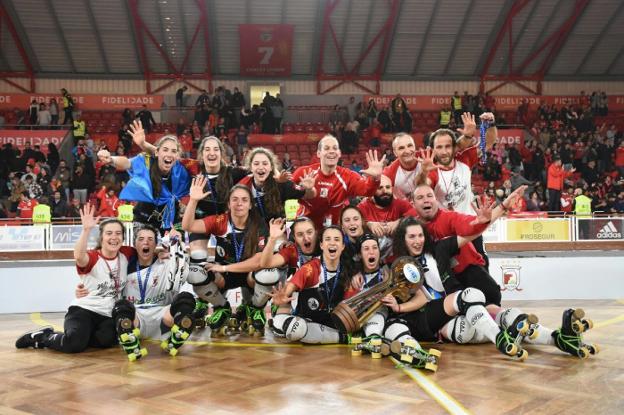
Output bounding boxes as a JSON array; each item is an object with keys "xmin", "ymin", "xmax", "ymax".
[
  {"xmin": 77, "ymin": 225, "xmax": 195, "ymax": 358},
  {"xmin": 16, "ymin": 204, "xmax": 133, "ymax": 354}
]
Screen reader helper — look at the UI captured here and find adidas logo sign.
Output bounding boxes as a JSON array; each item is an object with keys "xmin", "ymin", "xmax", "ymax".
[{"xmin": 597, "ymin": 221, "xmax": 622, "ymax": 239}]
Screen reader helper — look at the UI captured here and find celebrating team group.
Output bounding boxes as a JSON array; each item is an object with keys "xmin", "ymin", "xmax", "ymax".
[{"xmin": 16, "ymin": 112, "xmax": 598, "ymax": 368}]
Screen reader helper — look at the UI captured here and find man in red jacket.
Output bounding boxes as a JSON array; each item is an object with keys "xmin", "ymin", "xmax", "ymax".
[
  {"xmin": 547, "ymin": 156, "xmax": 575, "ymax": 212},
  {"xmin": 292, "ymin": 135, "xmax": 384, "ymax": 229}
]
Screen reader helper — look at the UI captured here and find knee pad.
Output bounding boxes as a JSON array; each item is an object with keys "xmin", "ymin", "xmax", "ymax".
[
  {"xmin": 193, "ymin": 281, "xmax": 226, "ymax": 306},
  {"xmin": 445, "ymin": 316, "xmax": 476, "ymax": 344},
  {"xmin": 170, "ymin": 292, "xmax": 196, "ymax": 317},
  {"xmin": 112, "ymin": 299, "xmax": 136, "ymax": 321},
  {"xmin": 253, "ymin": 268, "xmax": 282, "ymax": 286},
  {"xmin": 187, "ymin": 250, "xmax": 211, "ymax": 285},
  {"xmin": 362, "ymin": 310, "xmax": 387, "ymax": 338},
  {"xmin": 273, "ymin": 314, "xmax": 307, "ymax": 342},
  {"xmin": 383, "ymin": 318, "xmax": 412, "ymax": 342},
  {"xmin": 455, "ymin": 287, "xmax": 486, "ymax": 315}
]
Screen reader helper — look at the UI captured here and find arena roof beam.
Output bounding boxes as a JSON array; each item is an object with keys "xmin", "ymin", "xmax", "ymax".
[
  {"xmin": 574, "ymin": 1, "xmax": 623, "ymax": 75},
  {"xmin": 0, "ymin": 0, "xmax": 35, "ymax": 92},
  {"xmin": 411, "ymin": 0, "xmax": 441, "ymax": 76},
  {"xmin": 45, "ymin": 0, "xmax": 77, "ymax": 73},
  {"xmin": 380, "ymin": 0, "xmax": 403, "ymax": 77},
  {"xmin": 177, "ymin": 0, "xmax": 190, "ymax": 57},
  {"xmin": 123, "ymin": 0, "xmax": 143, "ymax": 75},
  {"xmin": 316, "ymin": 0, "xmax": 399, "ymax": 94},
  {"xmin": 442, "ymin": 0, "xmax": 475, "ymax": 76},
  {"xmin": 84, "ymin": 0, "xmax": 110, "ymax": 74},
  {"xmin": 498, "ymin": 0, "xmax": 539, "ymax": 77},
  {"xmin": 604, "ymin": 45, "xmax": 624, "ymax": 75},
  {"xmin": 534, "ymin": 0, "xmax": 590, "ymax": 77}
]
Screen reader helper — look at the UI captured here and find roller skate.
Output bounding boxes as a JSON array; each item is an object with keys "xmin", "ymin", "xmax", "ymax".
[
  {"xmin": 224, "ymin": 304, "xmax": 250, "ymax": 335},
  {"xmin": 388, "ymin": 339, "xmax": 441, "ymax": 372},
  {"xmin": 495, "ymin": 314, "xmax": 536, "ymax": 361},
  {"xmin": 192, "ymin": 299, "xmax": 209, "ymax": 330},
  {"xmin": 117, "ymin": 317, "xmax": 148, "ymax": 361},
  {"xmin": 207, "ymin": 302, "xmax": 232, "ymax": 336},
  {"xmin": 552, "ymin": 308, "xmax": 599, "ymax": 358},
  {"xmin": 247, "ymin": 305, "xmax": 267, "ymax": 336},
  {"xmin": 161, "ymin": 315, "xmax": 194, "ymax": 357},
  {"xmin": 351, "ymin": 335, "xmax": 390, "ymax": 359}
]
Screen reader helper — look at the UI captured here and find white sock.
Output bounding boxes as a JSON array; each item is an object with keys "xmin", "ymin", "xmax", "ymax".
[
  {"xmin": 363, "ymin": 309, "xmax": 388, "ymax": 338},
  {"xmin": 496, "ymin": 308, "xmax": 554, "ymax": 345},
  {"xmin": 301, "ymin": 322, "xmax": 340, "ymax": 344}
]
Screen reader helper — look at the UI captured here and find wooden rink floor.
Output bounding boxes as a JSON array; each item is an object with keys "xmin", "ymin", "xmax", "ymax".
[{"xmin": 1, "ymin": 300, "xmax": 623, "ymax": 415}]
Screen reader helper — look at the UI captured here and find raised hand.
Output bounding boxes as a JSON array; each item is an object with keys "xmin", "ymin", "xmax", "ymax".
[
  {"xmin": 97, "ymin": 149, "xmax": 112, "ymax": 165},
  {"xmin": 299, "ymin": 169, "xmax": 317, "ymax": 190},
  {"xmin": 275, "ymin": 169, "xmax": 292, "ymax": 183},
  {"xmin": 416, "ymin": 147, "xmax": 437, "ymax": 173},
  {"xmin": 457, "ymin": 112, "xmax": 477, "ymax": 137},
  {"xmin": 470, "ymin": 197, "xmax": 494, "ymax": 225},
  {"xmin": 189, "ymin": 176, "xmax": 211, "ymax": 201},
  {"xmin": 80, "ymin": 203, "xmax": 100, "ymax": 230},
  {"xmin": 269, "ymin": 282, "xmax": 295, "ymax": 307},
  {"xmin": 269, "ymin": 218, "xmax": 286, "ymax": 239},
  {"xmin": 504, "ymin": 185, "xmax": 527, "ymax": 208},
  {"xmin": 360, "ymin": 149, "xmax": 386, "ymax": 179},
  {"xmin": 129, "ymin": 119, "xmax": 146, "ymax": 147}
]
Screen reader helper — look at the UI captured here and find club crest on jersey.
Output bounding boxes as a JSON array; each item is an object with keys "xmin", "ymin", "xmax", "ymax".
[
  {"xmin": 307, "ymin": 297, "xmax": 320, "ymax": 310},
  {"xmin": 500, "ymin": 263, "xmax": 523, "ymax": 291}
]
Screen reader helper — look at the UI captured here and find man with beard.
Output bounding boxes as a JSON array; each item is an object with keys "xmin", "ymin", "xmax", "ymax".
[{"xmin": 357, "ymin": 175, "xmax": 416, "ymax": 237}]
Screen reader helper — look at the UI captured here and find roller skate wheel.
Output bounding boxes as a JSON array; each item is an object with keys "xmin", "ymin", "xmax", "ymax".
[
  {"xmin": 573, "ymin": 308, "xmax": 586, "ymax": 320},
  {"xmin": 253, "ymin": 329, "xmax": 263, "ymax": 337},
  {"xmin": 429, "ymin": 348, "xmax": 442, "ymax": 358},
  {"xmin": 572, "ymin": 320, "xmax": 585, "ymax": 334},
  {"xmin": 517, "ymin": 349, "xmax": 528, "ymax": 361},
  {"xmin": 371, "ymin": 339, "xmax": 382, "ymax": 347},
  {"xmin": 120, "ymin": 318, "xmax": 133, "ymax": 330},
  {"xmin": 127, "ymin": 353, "xmax": 137, "ymax": 362},
  {"xmin": 227, "ymin": 318, "xmax": 238, "ymax": 328},
  {"xmin": 140, "ymin": 348, "xmax": 148, "ymax": 357},
  {"xmin": 180, "ymin": 316, "xmax": 193, "ymax": 329},
  {"xmin": 506, "ymin": 343, "xmax": 519, "ymax": 357},
  {"xmin": 585, "ymin": 319, "xmax": 594, "ymax": 330},
  {"xmin": 160, "ymin": 340, "xmax": 170, "ymax": 350},
  {"xmin": 240, "ymin": 321, "xmax": 249, "ymax": 331},
  {"xmin": 120, "ymin": 333, "xmax": 133, "ymax": 343},
  {"xmin": 390, "ymin": 340, "xmax": 402, "ymax": 355},
  {"xmin": 527, "ymin": 314, "xmax": 539, "ymax": 325},
  {"xmin": 169, "ymin": 348, "xmax": 179, "ymax": 357},
  {"xmin": 179, "ymin": 331, "xmax": 190, "ymax": 340},
  {"xmin": 380, "ymin": 343, "xmax": 391, "ymax": 357},
  {"xmin": 528, "ymin": 328, "xmax": 539, "ymax": 340},
  {"xmin": 371, "ymin": 352, "xmax": 382, "ymax": 359},
  {"xmin": 132, "ymin": 328, "xmax": 141, "ymax": 337},
  {"xmin": 589, "ymin": 344, "xmax": 599, "ymax": 355},
  {"xmin": 351, "ymin": 337, "xmax": 362, "ymax": 345},
  {"xmin": 404, "ymin": 338, "xmax": 418, "ymax": 348},
  {"xmin": 578, "ymin": 347, "xmax": 589, "ymax": 359},
  {"xmin": 247, "ymin": 326, "xmax": 256, "ymax": 336},
  {"xmin": 351, "ymin": 349, "xmax": 362, "ymax": 356},
  {"xmin": 517, "ymin": 320, "xmax": 530, "ymax": 336},
  {"xmin": 218, "ymin": 326, "xmax": 228, "ymax": 336},
  {"xmin": 400, "ymin": 354, "xmax": 414, "ymax": 364},
  {"xmin": 424, "ymin": 362, "xmax": 438, "ymax": 372}
]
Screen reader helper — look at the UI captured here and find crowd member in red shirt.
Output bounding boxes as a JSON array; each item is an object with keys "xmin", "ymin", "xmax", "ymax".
[
  {"xmin": 616, "ymin": 141, "xmax": 624, "ymax": 178},
  {"xmin": 292, "ymin": 135, "xmax": 384, "ymax": 229},
  {"xmin": 17, "ymin": 192, "xmax": 38, "ymax": 219},
  {"xmin": 560, "ymin": 186, "xmax": 574, "ymax": 213},
  {"xmin": 411, "ymin": 183, "xmax": 526, "ymax": 310},
  {"xmin": 547, "ymin": 156, "xmax": 575, "ymax": 211},
  {"xmin": 357, "ymin": 174, "xmax": 416, "ymax": 237},
  {"xmin": 96, "ymin": 186, "xmax": 120, "ymax": 217}
]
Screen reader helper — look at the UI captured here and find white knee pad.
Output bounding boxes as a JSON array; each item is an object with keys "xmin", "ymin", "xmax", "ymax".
[
  {"xmin": 383, "ymin": 318, "xmax": 414, "ymax": 343},
  {"xmin": 495, "ymin": 307, "xmax": 522, "ymax": 329},
  {"xmin": 444, "ymin": 316, "xmax": 477, "ymax": 344},
  {"xmin": 455, "ymin": 287, "xmax": 486, "ymax": 315},
  {"xmin": 362, "ymin": 308, "xmax": 388, "ymax": 338},
  {"xmin": 252, "ymin": 268, "xmax": 284, "ymax": 307},
  {"xmin": 192, "ymin": 282, "xmax": 226, "ymax": 307},
  {"xmin": 187, "ymin": 250, "xmax": 209, "ymax": 284},
  {"xmin": 272, "ymin": 314, "xmax": 307, "ymax": 342}
]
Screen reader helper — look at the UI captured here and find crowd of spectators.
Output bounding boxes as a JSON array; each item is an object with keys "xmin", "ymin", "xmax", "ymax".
[{"xmin": 1, "ymin": 87, "xmax": 623, "ymax": 220}]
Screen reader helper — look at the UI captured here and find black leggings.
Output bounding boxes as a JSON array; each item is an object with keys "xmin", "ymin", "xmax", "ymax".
[
  {"xmin": 45, "ymin": 306, "xmax": 117, "ymax": 353},
  {"xmin": 456, "ymin": 264, "xmax": 502, "ymax": 306},
  {"xmin": 471, "ymin": 235, "xmax": 489, "ymax": 271},
  {"xmin": 401, "ymin": 299, "xmax": 453, "ymax": 342}
]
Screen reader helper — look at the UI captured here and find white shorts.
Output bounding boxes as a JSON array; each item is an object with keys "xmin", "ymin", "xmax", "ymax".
[{"xmin": 137, "ymin": 306, "xmax": 169, "ymax": 339}]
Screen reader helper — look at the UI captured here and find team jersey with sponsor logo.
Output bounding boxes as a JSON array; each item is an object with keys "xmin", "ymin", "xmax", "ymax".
[
  {"xmin": 72, "ymin": 246, "xmax": 135, "ymax": 316},
  {"xmin": 428, "ymin": 146, "xmax": 478, "ymax": 215},
  {"xmin": 383, "ymin": 159, "xmax": 421, "ymax": 200}
]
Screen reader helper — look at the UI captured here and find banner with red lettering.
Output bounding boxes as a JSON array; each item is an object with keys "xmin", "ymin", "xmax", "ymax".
[
  {"xmin": 495, "ymin": 129, "xmax": 525, "ymax": 146},
  {"xmin": 239, "ymin": 24, "xmax": 294, "ymax": 77},
  {"xmin": 363, "ymin": 95, "xmax": 624, "ymax": 112},
  {"xmin": 0, "ymin": 94, "xmax": 164, "ymax": 111},
  {"xmin": 0, "ymin": 130, "xmax": 69, "ymax": 151}
]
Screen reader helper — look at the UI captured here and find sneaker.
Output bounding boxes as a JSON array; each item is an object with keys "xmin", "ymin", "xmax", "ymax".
[{"xmin": 15, "ymin": 326, "xmax": 54, "ymax": 349}]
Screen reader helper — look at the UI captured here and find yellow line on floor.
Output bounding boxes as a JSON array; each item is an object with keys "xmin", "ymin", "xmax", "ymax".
[
  {"xmin": 30, "ymin": 312, "xmax": 62, "ymax": 332},
  {"xmin": 593, "ymin": 314, "xmax": 624, "ymax": 329},
  {"xmin": 391, "ymin": 357, "xmax": 472, "ymax": 415}
]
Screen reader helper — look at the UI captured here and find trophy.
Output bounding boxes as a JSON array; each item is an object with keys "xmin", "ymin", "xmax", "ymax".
[{"xmin": 331, "ymin": 256, "xmax": 424, "ymax": 333}]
